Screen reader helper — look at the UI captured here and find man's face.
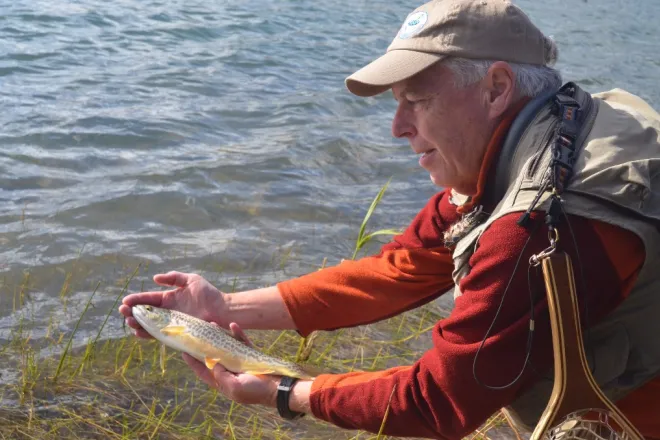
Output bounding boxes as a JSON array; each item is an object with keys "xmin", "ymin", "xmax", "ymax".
[{"xmin": 391, "ymin": 62, "xmax": 493, "ymax": 195}]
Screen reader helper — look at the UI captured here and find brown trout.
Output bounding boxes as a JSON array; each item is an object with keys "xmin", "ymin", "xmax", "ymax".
[{"xmin": 132, "ymin": 305, "xmax": 316, "ymax": 379}]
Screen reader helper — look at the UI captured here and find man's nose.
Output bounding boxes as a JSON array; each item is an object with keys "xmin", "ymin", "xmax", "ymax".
[{"xmin": 392, "ymin": 105, "xmax": 415, "ymax": 139}]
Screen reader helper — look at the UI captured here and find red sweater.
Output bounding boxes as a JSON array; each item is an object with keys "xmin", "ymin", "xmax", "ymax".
[
  {"xmin": 276, "ymin": 107, "xmax": 659, "ymax": 439},
  {"xmin": 278, "ymin": 191, "xmax": 656, "ymax": 439}
]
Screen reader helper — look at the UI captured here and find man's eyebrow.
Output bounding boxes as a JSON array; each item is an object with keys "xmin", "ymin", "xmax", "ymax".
[{"xmin": 393, "ymin": 87, "xmax": 416, "ymax": 102}]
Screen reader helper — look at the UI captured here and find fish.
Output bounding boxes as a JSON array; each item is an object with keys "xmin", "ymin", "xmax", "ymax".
[{"xmin": 131, "ymin": 304, "xmax": 317, "ymax": 380}]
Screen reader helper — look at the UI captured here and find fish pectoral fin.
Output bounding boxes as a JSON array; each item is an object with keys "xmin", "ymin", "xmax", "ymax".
[
  {"xmin": 160, "ymin": 325, "xmax": 188, "ymax": 336},
  {"xmin": 205, "ymin": 357, "xmax": 224, "ymax": 370}
]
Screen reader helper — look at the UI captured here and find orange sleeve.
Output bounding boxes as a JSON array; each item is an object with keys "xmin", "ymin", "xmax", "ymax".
[
  {"xmin": 278, "ymin": 246, "xmax": 454, "ymax": 336},
  {"xmin": 277, "ymin": 190, "xmax": 460, "ymax": 336}
]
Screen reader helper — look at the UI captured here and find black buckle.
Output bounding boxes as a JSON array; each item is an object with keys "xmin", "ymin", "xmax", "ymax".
[
  {"xmin": 554, "ymin": 93, "xmax": 580, "ymax": 126},
  {"xmin": 554, "ymin": 93, "xmax": 578, "ymax": 107},
  {"xmin": 552, "ymin": 142, "xmax": 575, "ymax": 169}
]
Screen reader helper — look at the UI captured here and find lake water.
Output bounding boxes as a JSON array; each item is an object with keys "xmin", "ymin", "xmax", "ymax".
[{"xmin": 1, "ymin": 0, "xmax": 659, "ymax": 390}]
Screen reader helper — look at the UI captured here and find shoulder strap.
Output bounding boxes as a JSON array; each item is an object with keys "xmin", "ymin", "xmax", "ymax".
[{"xmin": 484, "ymin": 83, "xmax": 598, "ymax": 214}]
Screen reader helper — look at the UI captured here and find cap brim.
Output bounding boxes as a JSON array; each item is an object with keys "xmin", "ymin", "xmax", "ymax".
[{"xmin": 345, "ymin": 50, "xmax": 446, "ymax": 97}]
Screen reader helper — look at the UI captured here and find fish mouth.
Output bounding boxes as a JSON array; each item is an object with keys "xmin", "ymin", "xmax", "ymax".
[
  {"xmin": 132, "ymin": 305, "xmax": 146, "ymax": 320},
  {"xmin": 132, "ymin": 305, "xmax": 170, "ymax": 335},
  {"xmin": 131, "ymin": 305, "xmax": 157, "ymax": 330},
  {"xmin": 131, "ymin": 306, "xmax": 146, "ymax": 329}
]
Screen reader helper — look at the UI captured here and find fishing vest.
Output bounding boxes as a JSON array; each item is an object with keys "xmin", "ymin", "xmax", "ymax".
[{"xmin": 448, "ymin": 83, "xmax": 660, "ymax": 431}]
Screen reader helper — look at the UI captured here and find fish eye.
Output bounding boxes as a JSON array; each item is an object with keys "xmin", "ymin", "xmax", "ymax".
[{"xmin": 145, "ymin": 305, "xmax": 152, "ymax": 311}]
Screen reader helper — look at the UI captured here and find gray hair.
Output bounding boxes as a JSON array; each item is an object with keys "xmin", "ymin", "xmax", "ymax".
[{"xmin": 442, "ymin": 39, "xmax": 563, "ymax": 98}]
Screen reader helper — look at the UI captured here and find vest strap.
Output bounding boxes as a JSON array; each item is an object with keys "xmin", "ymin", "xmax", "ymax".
[
  {"xmin": 516, "ymin": 83, "xmax": 596, "ymax": 228},
  {"xmin": 551, "ymin": 89, "xmax": 581, "ymax": 195}
]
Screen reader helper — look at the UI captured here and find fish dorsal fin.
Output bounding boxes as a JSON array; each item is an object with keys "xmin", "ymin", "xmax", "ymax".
[{"xmin": 160, "ymin": 325, "xmax": 187, "ymax": 336}]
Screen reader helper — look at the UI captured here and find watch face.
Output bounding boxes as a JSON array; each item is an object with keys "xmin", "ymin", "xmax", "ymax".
[{"xmin": 279, "ymin": 376, "xmax": 297, "ymax": 389}]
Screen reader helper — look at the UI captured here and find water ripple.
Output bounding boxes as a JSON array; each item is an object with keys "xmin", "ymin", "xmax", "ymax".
[{"xmin": 0, "ymin": 0, "xmax": 658, "ymax": 346}]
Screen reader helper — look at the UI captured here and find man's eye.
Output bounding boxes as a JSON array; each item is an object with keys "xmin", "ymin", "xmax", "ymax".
[
  {"xmin": 407, "ymin": 98, "xmax": 426, "ymax": 106},
  {"xmin": 408, "ymin": 96, "xmax": 426, "ymax": 103}
]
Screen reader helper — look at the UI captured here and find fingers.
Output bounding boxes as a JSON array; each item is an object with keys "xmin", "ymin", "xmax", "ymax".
[
  {"xmin": 124, "ymin": 316, "xmax": 144, "ymax": 331},
  {"xmin": 133, "ymin": 328, "xmax": 154, "ymax": 339},
  {"xmin": 122, "ymin": 271, "xmax": 192, "ymax": 309},
  {"xmin": 119, "ymin": 292, "xmax": 169, "ymax": 334},
  {"xmin": 153, "ymin": 271, "xmax": 195, "ymax": 288},
  {"xmin": 229, "ymin": 322, "xmax": 254, "ymax": 347},
  {"xmin": 183, "ymin": 353, "xmax": 236, "ymax": 396},
  {"xmin": 118, "ymin": 304, "xmax": 133, "ymax": 318},
  {"xmin": 211, "ymin": 364, "xmax": 239, "ymax": 395},
  {"xmin": 121, "ymin": 291, "xmax": 167, "ymax": 309},
  {"xmin": 119, "ymin": 272, "xmax": 194, "ymax": 340},
  {"xmin": 119, "ymin": 304, "xmax": 154, "ymax": 339},
  {"xmin": 121, "ymin": 316, "xmax": 154, "ymax": 339},
  {"xmin": 183, "ymin": 353, "xmax": 218, "ymax": 389},
  {"xmin": 208, "ymin": 322, "xmax": 252, "ymax": 347}
]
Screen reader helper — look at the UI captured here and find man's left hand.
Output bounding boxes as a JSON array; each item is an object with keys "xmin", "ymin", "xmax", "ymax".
[{"xmin": 182, "ymin": 322, "xmax": 281, "ymax": 407}]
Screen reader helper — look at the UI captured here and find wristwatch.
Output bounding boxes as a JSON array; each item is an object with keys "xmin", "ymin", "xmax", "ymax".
[{"xmin": 276, "ymin": 376, "xmax": 305, "ymax": 420}]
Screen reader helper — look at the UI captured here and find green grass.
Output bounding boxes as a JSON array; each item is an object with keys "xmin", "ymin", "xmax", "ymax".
[
  {"xmin": 0, "ymin": 180, "xmax": 520, "ymax": 440},
  {"xmin": 351, "ymin": 178, "xmax": 404, "ymax": 261}
]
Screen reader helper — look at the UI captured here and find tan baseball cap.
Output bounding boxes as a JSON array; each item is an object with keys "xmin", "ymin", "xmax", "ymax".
[{"xmin": 345, "ymin": 0, "xmax": 554, "ymax": 97}]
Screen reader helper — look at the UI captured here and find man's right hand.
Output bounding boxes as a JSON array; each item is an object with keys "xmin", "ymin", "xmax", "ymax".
[{"xmin": 119, "ymin": 271, "xmax": 227, "ymax": 339}]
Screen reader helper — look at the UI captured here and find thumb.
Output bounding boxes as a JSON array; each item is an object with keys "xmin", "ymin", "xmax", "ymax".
[
  {"xmin": 212, "ymin": 364, "xmax": 237, "ymax": 393},
  {"xmin": 229, "ymin": 322, "xmax": 254, "ymax": 347},
  {"xmin": 212, "ymin": 363, "xmax": 229, "ymax": 379},
  {"xmin": 153, "ymin": 271, "xmax": 192, "ymax": 288}
]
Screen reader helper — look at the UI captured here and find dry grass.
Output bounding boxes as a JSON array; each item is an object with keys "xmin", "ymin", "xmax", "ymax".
[{"xmin": 0, "ymin": 301, "xmax": 518, "ymax": 440}]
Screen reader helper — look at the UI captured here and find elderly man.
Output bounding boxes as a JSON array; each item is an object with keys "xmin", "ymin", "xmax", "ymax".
[{"xmin": 120, "ymin": 0, "xmax": 660, "ymax": 438}]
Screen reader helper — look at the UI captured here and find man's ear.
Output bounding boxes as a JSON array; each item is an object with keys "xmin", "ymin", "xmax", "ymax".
[{"xmin": 483, "ymin": 61, "xmax": 516, "ymax": 119}]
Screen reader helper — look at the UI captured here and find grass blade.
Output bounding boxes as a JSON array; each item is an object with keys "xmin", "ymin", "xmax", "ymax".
[
  {"xmin": 352, "ymin": 178, "xmax": 402, "ymax": 260},
  {"xmin": 92, "ymin": 263, "xmax": 141, "ymax": 347},
  {"xmin": 52, "ymin": 281, "xmax": 100, "ymax": 382}
]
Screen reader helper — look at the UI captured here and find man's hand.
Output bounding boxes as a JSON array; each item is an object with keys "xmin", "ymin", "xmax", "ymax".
[
  {"xmin": 120, "ymin": 273, "xmax": 298, "ymax": 336},
  {"xmin": 182, "ymin": 322, "xmax": 278, "ymax": 405},
  {"xmin": 185, "ymin": 352, "xmax": 281, "ymax": 405},
  {"xmin": 185, "ymin": 322, "xmax": 313, "ymax": 413},
  {"xmin": 119, "ymin": 271, "xmax": 227, "ymax": 338}
]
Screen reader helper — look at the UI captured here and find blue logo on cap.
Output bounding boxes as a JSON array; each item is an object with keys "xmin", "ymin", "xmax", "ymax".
[{"xmin": 398, "ymin": 11, "xmax": 428, "ymax": 39}]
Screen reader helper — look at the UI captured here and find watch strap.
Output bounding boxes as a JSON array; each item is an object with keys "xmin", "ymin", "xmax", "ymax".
[{"xmin": 276, "ymin": 376, "xmax": 304, "ymax": 420}]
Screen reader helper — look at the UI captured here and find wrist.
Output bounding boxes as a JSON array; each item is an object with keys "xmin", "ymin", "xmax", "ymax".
[
  {"xmin": 288, "ymin": 379, "xmax": 312, "ymax": 414},
  {"xmin": 274, "ymin": 377, "xmax": 312, "ymax": 420},
  {"xmin": 218, "ymin": 291, "xmax": 233, "ymax": 327},
  {"xmin": 221, "ymin": 286, "xmax": 296, "ymax": 331}
]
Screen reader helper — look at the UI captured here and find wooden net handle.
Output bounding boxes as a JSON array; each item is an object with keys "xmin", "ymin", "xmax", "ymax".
[{"xmin": 529, "ymin": 251, "xmax": 644, "ymax": 440}]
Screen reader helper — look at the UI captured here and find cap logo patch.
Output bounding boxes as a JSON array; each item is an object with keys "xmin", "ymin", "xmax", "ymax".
[{"xmin": 397, "ymin": 11, "xmax": 428, "ymax": 39}]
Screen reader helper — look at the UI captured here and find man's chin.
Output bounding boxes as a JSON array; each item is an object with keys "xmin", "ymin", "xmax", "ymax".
[{"xmin": 429, "ymin": 173, "xmax": 445, "ymax": 188}]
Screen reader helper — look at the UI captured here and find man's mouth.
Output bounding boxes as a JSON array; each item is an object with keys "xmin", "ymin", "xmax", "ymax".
[{"xmin": 419, "ymin": 149, "xmax": 437, "ymax": 167}]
